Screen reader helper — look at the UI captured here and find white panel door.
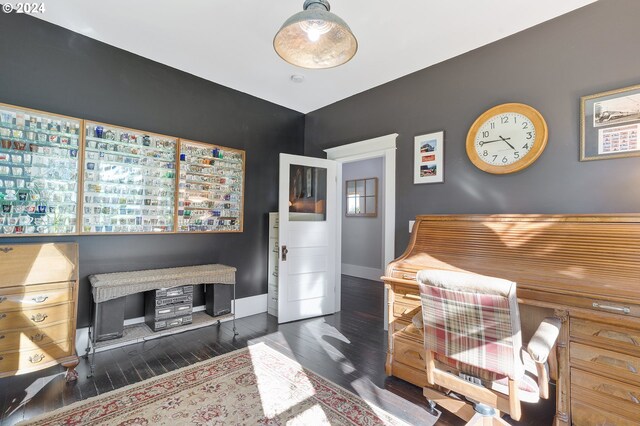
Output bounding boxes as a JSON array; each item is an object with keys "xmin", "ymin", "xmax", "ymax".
[{"xmin": 278, "ymin": 153, "xmax": 337, "ymax": 323}]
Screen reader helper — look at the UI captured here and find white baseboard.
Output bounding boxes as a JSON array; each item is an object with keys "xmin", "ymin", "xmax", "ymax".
[
  {"xmin": 341, "ymin": 263, "xmax": 383, "ymax": 281},
  {"xmin": 76, "ymin": 293, "xmax": 268, "ymax": 355},
  {"xmin": 234, "ymin": 293, "xmax": 268, "ymax": 318}
]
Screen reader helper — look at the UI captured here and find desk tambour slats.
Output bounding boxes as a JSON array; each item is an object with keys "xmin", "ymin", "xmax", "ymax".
[
  {"xmin": 0, "ymin": 243, "xmax": 79, "ymax": 380},
  {"xmin": 383, "ymin": 214, "xmax": 640, "ymax": 426},
  {"xmin": 396, "ymin": 220, "xmax": 640, "ymax": 300}
]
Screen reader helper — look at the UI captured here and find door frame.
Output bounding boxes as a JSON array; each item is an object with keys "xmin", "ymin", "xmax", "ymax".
[{"xmin": 324, "ymin": 133, "xmax": 397, "ymax": 324}]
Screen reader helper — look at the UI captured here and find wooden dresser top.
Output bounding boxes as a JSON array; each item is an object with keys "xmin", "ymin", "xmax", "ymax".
[
  {"xmin": 0, "ymin": 243, "xmax": 78, "ymax": 287},
  {"xmin": 385, "ymin": 214, "xmax": 640, "ymax": 304}
]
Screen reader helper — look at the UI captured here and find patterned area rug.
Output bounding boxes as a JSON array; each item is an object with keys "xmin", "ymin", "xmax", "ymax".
[{"xmin": 21, "ymin": 343, "xmax": 410, "ymax": 425}]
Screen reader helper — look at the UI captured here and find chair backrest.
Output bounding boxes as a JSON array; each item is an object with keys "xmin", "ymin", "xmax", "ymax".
[{"xmin": 417, "ymin": 269, "xmax": 523, "ymax": 380}]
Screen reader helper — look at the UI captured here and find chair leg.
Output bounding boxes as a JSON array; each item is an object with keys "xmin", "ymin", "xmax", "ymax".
[{"xmin": 508, "ymin": 379, "xmax": 522, "ymax": 421}]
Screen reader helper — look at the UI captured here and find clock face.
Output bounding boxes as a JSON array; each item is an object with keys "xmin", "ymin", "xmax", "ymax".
[
  {"xmin": 474, "ymin": 112, "xmax": 535, "ymax": 166},
  {"xmin": 466, "ymin": 103, "xmax": 548, "ymax": 174}
]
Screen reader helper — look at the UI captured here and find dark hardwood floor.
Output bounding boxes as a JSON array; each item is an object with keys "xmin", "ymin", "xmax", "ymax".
[{"xmin": 0, "ymin": 275, "xmax": 554, "ymax": 425}]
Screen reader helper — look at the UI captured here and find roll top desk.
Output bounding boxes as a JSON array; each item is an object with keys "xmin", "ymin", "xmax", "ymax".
[{"xmin": 382, "ymin": 214, "xmax": 640, "ymax": 425}]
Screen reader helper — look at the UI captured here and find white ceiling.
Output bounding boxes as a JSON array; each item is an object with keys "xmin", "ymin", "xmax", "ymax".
[{"xmin": 35, "ymin": 0, "xmax": 597, "ymax": 113}]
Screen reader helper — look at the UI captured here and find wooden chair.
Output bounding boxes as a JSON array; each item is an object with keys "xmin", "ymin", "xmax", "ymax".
[{"xmin": 416, "ymin": 270, "xmax": 561, "ymax": 425}]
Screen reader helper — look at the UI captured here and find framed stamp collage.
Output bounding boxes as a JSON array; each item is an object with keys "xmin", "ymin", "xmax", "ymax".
[{"xmin": 0, "ymin": 102, "xmax": 245, "ymax": 236}]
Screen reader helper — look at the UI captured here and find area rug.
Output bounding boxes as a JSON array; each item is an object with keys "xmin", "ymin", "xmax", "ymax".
[{"xmin": 21, "ymin": 343, "xmax": 410, "ymax": 425}]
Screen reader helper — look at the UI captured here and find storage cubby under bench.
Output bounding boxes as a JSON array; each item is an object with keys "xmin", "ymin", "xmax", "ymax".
[{"xmin": 85, "ymin": 264, "xmax": 237, "ymax": 376}]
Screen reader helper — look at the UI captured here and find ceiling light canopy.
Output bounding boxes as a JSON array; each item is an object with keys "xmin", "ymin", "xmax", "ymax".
[{"xmin": 274, "ymin": 0, "xmax": 358, "ymax": 69}]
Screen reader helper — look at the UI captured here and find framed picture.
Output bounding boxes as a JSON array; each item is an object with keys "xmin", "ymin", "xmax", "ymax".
[
  {"xmin": 414, "ymin": 131, "xmax": 444, "ymax": 184},
  {"xmin": 580, "ymin": 84, "xmax": 640, "ymax": 161}
]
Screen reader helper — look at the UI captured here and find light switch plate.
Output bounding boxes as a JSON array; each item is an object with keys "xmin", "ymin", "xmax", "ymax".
[{"xmin": 409, "ymin": 220, "xmax": 415, "ymax": 233}]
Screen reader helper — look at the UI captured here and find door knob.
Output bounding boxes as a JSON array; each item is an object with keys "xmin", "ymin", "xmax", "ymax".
[{"xmin": 281, "ymin": 245, "xmax": 288, "ymax": 261}]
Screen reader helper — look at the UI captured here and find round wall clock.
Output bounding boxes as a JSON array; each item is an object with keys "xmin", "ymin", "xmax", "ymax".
[{"xmin": 466, "ymin": 103, "xmax": 548, "ymax": 174}]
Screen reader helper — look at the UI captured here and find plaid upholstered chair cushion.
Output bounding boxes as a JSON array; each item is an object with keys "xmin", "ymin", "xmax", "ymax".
[
  {"xmin": 417, "ymin": 270, "xmax": 524, "ymax": 381},
  {"xmin": 409, "ymin": 309, "xmax": 545, "ymax": 403}
]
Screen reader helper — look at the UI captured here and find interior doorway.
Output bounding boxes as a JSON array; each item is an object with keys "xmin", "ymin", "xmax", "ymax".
[
  {"xmin": 324, "ymin": 134, "xmax": 397, "ymax": 328},
  {"xmin": 341, "ymin": 158, "xmax": 385, "ymax": 281}
]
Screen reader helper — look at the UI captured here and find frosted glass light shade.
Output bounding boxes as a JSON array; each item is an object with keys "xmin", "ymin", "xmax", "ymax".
[{"xmin": 274, "ymin": 0, "xmax": 357, "ymax": 69}]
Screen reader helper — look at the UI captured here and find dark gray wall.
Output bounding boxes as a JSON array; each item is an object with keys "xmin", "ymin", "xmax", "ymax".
[
  {"xmin": 342, "ymin": 158, "xmax": 383, "ymax": 270},
  {"xmin": 0, "ymin": 13, "xmax": 305, "ymax": 326},
  {"xmin": 305, "ymin": 0, "xmax": 640, "ymax": 257}
]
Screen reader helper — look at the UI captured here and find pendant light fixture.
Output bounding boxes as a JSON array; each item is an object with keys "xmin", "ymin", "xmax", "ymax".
[{"xmin": 274, "ymin": 0, "xmax": 358, "ymax": 69}]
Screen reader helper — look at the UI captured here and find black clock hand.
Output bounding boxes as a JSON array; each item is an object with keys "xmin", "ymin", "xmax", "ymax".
[
  {"xmin": 478, "ymin": 137, "xmax": 511, "ymax": 146},
  {"xmin": 499, "ymin": 135, "xmax": 515, "ymax": 150}
]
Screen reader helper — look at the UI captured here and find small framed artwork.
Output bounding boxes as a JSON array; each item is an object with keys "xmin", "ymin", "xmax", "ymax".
[
  {"xmin": 414, "ymin": 131, "xmax": 444, "ymax": 184},
  {"xmin": 581, "ymin": 83, "xmax": 640, "ymax": 161}
]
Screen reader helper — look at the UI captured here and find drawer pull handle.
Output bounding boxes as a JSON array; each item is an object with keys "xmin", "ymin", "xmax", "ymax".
[
  {"xmin": 592, "ymin": 302, "xmax": 631, "ymax": 315},
  {"xmin": 405, "ymin": 350, "xmax": 424, "ymax": 360},
  {"xmin": 31, "ymin": 313, "xmax": 48, "ymax": 323},
  {"xmin": 404, "ymin": 294, "xmax": 421, "ymax": 301},
  {"xmin": 0, "ymin": 313, "xmax": 6, "ymax": 320},
  {"xmin": 30, "ymin": 333, "xmax": 45, "ymax": 342},
  {"xmin": 158, "ymin": 309, "xmax": 171, "ymax": 314},
  {"xmin": 0, "ymin": 335, "xmax": 4, "ymax": 340},
  {"xmin": 594, "ymin": 384, "xmax": 640, "ymax": 404},
  {"xmin": 0, "ymin": 247, "xmax": 14, "ymax": 254},
  {"xmin": 29, "ymin": 354, "xmax": 45, "ymax": 364},
  {"xmin": 177, "ymin": 306, "xmax": 189, "ymax": 310},
  {"xmin": 402, "ymin": 274, "xmax": 415, "ymax": 280},
  {"xmin": 0, "ymin": 296, "xmax": 6, "ymax": 303},
  {"xmin": 0, "ymin": 356, "xmax": 3, "ymax": 361},
  {"xmin": 594, "ymin": 329, "xmax": 639, "ymax": 346},
  {"xmin": 591, "ymin": 355, "xmax": 638, "ymax": 374},
  {"xmin": 32, "ymin": 295, "xmax": 48, "ymax": 304}
]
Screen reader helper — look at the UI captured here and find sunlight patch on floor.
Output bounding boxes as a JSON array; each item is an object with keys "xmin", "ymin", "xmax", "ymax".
[
  {"xmin": 249, "ymin": 340, "xmax": 316, "ymax": 419},
  {"xmin": 284, "ymin": 403, "xmax": 331, "ymax": 425},
  {"xmin": 301, "ymin": 319, "xmax": 356, "ymax": 374}
]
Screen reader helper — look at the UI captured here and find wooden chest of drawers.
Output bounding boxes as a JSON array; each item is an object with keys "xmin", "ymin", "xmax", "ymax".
[
  {"xmin": 567, "ymin": 314, "xmax": 640, "ymax": 425},
  {"xmin": 385, "ymin": 280, "xmax": 429, "ymax": 388},
  {"xmin": 0, "ymin": 243, "xmax": 79, "ymax": 381}
]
